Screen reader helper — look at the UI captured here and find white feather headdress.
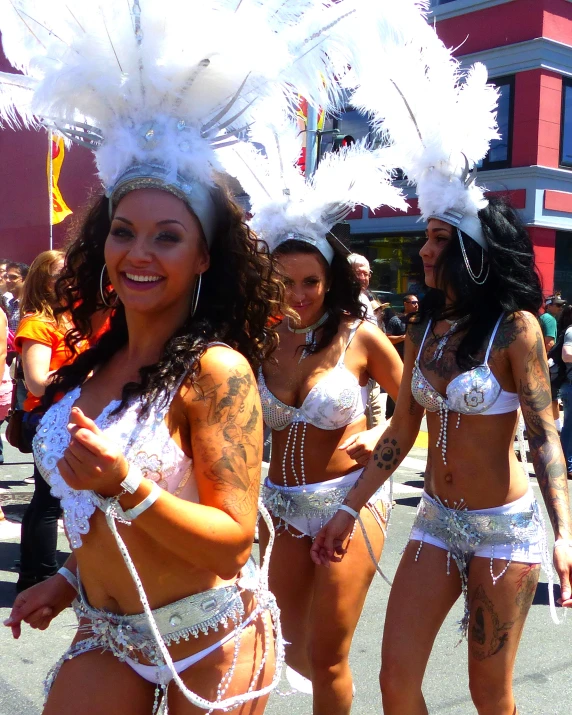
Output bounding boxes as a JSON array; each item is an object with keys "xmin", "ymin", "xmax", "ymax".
[
  {"xmin": 220, "ymin": 113, "xmax": 407, "ymax": 263},
  {"xmin": 0, "ymin": 0, "xmax": 373, "ymax": 244},
  {"xmin": 350, "ymin": 24, "xmax": 499, "ymax": 250}
]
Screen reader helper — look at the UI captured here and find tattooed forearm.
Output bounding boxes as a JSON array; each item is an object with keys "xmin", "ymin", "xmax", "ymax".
[
  {"xmin": 374, "ymin": 436, "xmax": 402, "ymax": 471},
  {"xmin": 519, "ymin": 335, "xmax": 551, "ymax": 413},
  {"xmin": 525, "ymin": 413, "xmax": 570, "ymax": 534}
]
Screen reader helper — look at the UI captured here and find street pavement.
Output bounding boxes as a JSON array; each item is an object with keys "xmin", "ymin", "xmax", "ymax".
[{"xmin": 0, "ymin": 425, "xmax": 570, "ymax": 714}]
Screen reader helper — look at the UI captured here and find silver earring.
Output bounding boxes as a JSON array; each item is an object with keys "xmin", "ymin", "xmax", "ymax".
[
  {"xmin": 191, "ymin": 273, "xmax": 202, "ymax": 317},
  {"xmin": 99, "ymin": 265, "xmax": 119, "ymax": 308}
]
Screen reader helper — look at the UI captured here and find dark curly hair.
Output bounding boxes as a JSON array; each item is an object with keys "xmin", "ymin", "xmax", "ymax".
[
  {"xmin": 47, "ymin": 186, "xmax": 285, "ymax": 416},
  {"xmin": 273, "ymin": 237, "xmax": 366, "ymax": 355},
  {"xmin": 416, "ymin": 196, "xmax": 543, "ymax": 370}
]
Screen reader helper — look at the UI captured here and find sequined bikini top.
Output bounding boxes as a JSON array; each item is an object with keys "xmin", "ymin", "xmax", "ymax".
[
  {"xmin": 411, "ymin": 313, "xmax": 519, "ymax": 464},
  {"xmin": 33, "ymin": 379, "xmax": 197, "ymax": 549},
  {"xmin": 258, "ymin": 321, "xmax": 370, "ymax": 432}
]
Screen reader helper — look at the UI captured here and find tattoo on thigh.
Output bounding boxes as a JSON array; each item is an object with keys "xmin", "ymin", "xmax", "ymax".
[
  {"xmin": 514, "ymin": 564, "xmax": 539, "ymax": 618},
  {"xmin": 470, "ymin": 585, "xmax": 515, "ymax": 661}
]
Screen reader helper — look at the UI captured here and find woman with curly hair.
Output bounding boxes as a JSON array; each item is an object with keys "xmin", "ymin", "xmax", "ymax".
[{"xmin": 6, "ymin": 182, "xmax": 286, "ymax": 713}]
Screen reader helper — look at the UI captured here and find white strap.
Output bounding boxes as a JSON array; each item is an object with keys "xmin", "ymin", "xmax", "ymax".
[
  {"xmin": 123, "ymin": 482, "xmax": 162, "ymax": 520},
  {"xmin": 119, "ymin": 465, "xmax": 144, "ymax": 495},
  {"xmin": 418, "ymin": 319, "xmax": 433, "ymax": 357},
  {"xmin": 338, "ymin": 504, "xmax": 359, "ymax": 519},
  {"xmin": 484, "ymin": 313, "xmax": 505, "ymax": 363},
  {"xmin": 57, "ymin": 567, "xmax": 79, "ymax": 592}
]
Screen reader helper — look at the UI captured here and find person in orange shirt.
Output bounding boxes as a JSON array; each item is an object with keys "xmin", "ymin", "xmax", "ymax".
[{"xmin": 14, "ymin": 250, "xmax": 86, "ymax": 592}]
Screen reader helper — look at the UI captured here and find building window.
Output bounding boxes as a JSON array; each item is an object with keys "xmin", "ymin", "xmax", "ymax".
[
  {"xmin": 554, "ymin": 231, "xmax": 572, "ymax": 301},
  {"xmin": 430, "ymin": 0, "xmax": 458, "ymax": 5},
  {"xmin": 561, "ymin": 80, "xmax": 572, "ymax": 169},
  {"xmin": 350, "ymin": 233, "xmax": 426, "ymax": 302},
  {"xmin": 480, "ymin": 76, "xmax": 514, "ymax": 170},
  {"xmin": 319, "ymin": 108, "xmax": 378, "ymax": 158}
]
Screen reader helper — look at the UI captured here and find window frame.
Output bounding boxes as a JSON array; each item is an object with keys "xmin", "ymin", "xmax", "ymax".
[
  {"xmin": 560, "ymin": 78, "xmax": 572, "ymax": 170},
  {"xmin": 480, "ymin": 74, "xmax": 514, "ymax": 171}
]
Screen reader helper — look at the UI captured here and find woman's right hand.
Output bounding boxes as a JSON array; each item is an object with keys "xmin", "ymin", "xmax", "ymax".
[
  {"xmin": 3, "ymin": 574, "xmax": 76, "ymax": 639},
  {"xmin": 310, "ymin": 510, "xmax": 357, "ymax": 567}
]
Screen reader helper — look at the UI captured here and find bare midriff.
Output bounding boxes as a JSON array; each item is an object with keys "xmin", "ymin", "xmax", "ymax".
[
  {"xmin": 423, "ymin": 409, "xmax": 527, "ymax": 509},
  {"xmin": 267, "ymin": 413, "xmax": 368, "ymax": 487},
  {"xmin": 74, "ymin": 515, "xmax": 251, "ymax": 662}
]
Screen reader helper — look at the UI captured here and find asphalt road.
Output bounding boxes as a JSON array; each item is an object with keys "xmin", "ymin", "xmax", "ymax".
[{"xmin": 0, "ymin": 428, "xmax": 570, "ymax": 715}]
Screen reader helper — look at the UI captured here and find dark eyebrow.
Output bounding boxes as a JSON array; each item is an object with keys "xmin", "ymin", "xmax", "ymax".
[{"xmin": 113, "ymin": 217, "xmax": 187, "ymax": 230}]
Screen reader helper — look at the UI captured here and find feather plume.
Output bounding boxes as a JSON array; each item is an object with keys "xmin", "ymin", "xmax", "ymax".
[
  {"xmin": 350, "ymin": 21, "xmax": 499, "ymax": 219},
  {"xmin": 220, "ymin": 112, "xmax": 407, "ymax": 252},
  {"xmin": 0, "ymin": 0, "xmax": 379, "ymax": 191}
]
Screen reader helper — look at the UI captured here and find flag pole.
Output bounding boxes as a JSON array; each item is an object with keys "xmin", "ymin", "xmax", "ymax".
[{"xmin": 48, "ymin": 129, "xmax": 53, "ymax": 250}]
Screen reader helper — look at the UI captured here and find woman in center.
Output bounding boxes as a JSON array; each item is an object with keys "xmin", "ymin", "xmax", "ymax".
[
  {"xmin": 220, "ymin": 120, "xmax": 405, "ymax": 714},
  {"xmin": 259, "ymin": 234, "xmax": 401, "ymax": 713}
]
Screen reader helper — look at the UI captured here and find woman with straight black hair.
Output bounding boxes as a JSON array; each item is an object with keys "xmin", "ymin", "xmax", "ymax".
[{"xmin": 313, "ymin": 196, "xmax": 572, "ymax": 715}]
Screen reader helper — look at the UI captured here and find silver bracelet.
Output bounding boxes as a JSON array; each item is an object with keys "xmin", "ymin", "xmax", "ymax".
[
  {"xmin": 123, "ymin": 482, "xmax": 162, "ymax": 521},
  {"xmin": 119, "ymin": 465, "xmax": 144, "ymax": 495},
  {"xmin": 57, "ymin": 566, "xmax": 78, "ymax": 592},
  {"xmin": 554, "ymin": 538, "xmax": 572, "ymax": 550},
  {"xmin": 338, "ymin": 504, "xmax": 359, "ymax": 519}
]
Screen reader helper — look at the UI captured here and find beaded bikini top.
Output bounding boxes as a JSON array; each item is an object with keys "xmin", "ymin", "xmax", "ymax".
[
  {"xmin": 33, "ymin": 381, "xmax": 197, "ymax": 549},
  {"xmin": 258, "ymin": 321, "xmax": 369, "ymax": 432},
  {"xmin": 411, "ymin": 313, "xmax": 519, "ymax": 464}
]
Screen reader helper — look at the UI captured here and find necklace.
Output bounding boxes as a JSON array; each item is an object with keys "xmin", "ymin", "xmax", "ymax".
[
  {"xmin": 287, "ymin": 311, "xmax": 329, "ymax": 334},
  {"xmin": 433, "ymin": 316, "xmax": 468, "ymax": 362},
  {"xmin": 287, "ymin": 311, "xmax": 330, "ymax": 363}
]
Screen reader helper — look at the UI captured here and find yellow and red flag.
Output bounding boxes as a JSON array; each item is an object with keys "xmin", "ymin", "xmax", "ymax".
[{"xmin": 47, "ymin": 135, "xmax": 72, "ymax": 224}]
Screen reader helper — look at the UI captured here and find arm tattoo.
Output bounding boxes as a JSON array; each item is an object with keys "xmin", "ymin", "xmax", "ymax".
[
  {"xmin": 373, "ymin": 436, "xmax": 402, "ymax": 471},
  {"xmin": 194, "ymin": 369, "xmax": 260, "ymax": 517},
  {"xmin": 519, "ymin": 334, "xmax": 551, "ymax": 413},
  {"xmin": 493, "ymin": 313, "xmax": 527, "ymax": 351},
  {"xmin": 519, "ymin": 331, "xmax": 571, "ymax": 535}
]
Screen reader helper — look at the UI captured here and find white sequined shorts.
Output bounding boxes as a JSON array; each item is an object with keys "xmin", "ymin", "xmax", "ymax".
[{"xmin": 263, "ymin": 469, "xmax": 391, "ymax": 539}]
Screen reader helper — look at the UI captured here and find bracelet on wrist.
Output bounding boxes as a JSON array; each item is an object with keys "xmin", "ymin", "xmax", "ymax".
[
  {"xmin": 338, "ymin": 504, "xmax": 359, "ymax": 520},
  {"xmin": 119, "ymin": 465, "xmax": 144, "ymax": 495},
  {"xmin": 57, "ymin": 566, "xmax": 78, "ymax": 592},
  {"xmin": 122, "ymin": 482, "xmax": 162, "ymax": 521},
  {"xmin": 554, "ymin": 538, "xmax": 572, "ymax": 550}
]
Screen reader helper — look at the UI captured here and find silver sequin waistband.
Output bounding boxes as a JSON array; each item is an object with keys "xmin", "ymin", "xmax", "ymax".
[
  {"xmin": 74, "ymin": 579, "xmax": 245, "ymax": 649},
  {"xmin": 413, "ymin": 491, "xmax": 540, "ymax": 552},
  {"xmin": 262, "ymin": 478, "xmax": 355, "ymax": 521}
]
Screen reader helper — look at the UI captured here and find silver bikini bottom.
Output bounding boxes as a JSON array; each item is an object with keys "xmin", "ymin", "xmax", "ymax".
[
  {"xmin": 262, "ymin": 469, "xmax": 391, "ymax": 539},
  {"xmin": 409, "ymin": 490, "xmax": 556, "ymax": 636},
  {"xmin": 45, "ymin": 559, "xmax": 280, "ymax": 714}
]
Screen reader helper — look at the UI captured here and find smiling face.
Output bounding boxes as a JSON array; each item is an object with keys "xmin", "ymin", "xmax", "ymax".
[
  {"xmin": 105, "ymin": 189, "xmax": 209, "ymax": 319},
  {"xmin": 277, "ymin": 251, "xmax": 329, "ymax": 327},
  {"xmin": 419, "ymin": 219, "xmax": 454, "ymax": 289}
]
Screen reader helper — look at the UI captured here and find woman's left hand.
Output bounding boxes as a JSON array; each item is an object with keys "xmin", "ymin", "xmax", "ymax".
[
  {"xmin": 553, "ymin": 544, "xmax": 572, "ymax": 607},
  {"xmin": 339, "ymin": 428, "xmax": 382, "ymax": 466},
  {"xmin": 57, "ymin": 407, "xmax": 128, "ymax": 496}
]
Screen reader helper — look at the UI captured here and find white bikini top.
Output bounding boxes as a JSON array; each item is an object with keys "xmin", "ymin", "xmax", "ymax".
[
  {"xmin": 411, "ymin": 313, "xmax": 519, "ymax": 464},
  {"xmin": 33, "ymin": 378, "xmax": 198, "ymax": 549},
  {"xmin": 258, "ymin": 321, "xmax": 370, "ymax": 432}
]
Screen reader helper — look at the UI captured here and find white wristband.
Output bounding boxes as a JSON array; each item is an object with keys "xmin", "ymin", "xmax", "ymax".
[
  {"xmin": 57, "ymin": 566, "xmax": 78, "ymax": 592},
  {"xmin": 120, "ymin": 465, "xmax": 144, "ymax": 495},
  {"xmin": 123, "ymin": 482, "xmax": 162, "ymax": 520},
  {"xmin": 338, "ymin": 504, "xmax": 359, "ymax": 519},
  {"xmin": 554, "ymin": 538, "xmax": 572, "ymax": 550}
]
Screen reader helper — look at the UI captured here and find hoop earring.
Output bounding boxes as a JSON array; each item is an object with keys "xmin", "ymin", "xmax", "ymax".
[
  {"xmin": 191, "ymin": 273, "xmax": 202, "ymax": 317},
  {"xmin": 99, "ymin": 265, "xmax": 119, "ymax": 308}
]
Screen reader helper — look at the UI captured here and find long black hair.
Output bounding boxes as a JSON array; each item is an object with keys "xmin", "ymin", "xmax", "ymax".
[
  {"xmin": 417, "ymin": 196, "xmax": 543, "ymax": 370},
  {"xmin": 47, "ymin": 187, "xmax": 286, "ymax": 416},
  {"xmin": 273, "ymin": 237, "xmax": 365, "ymax": 355}
]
